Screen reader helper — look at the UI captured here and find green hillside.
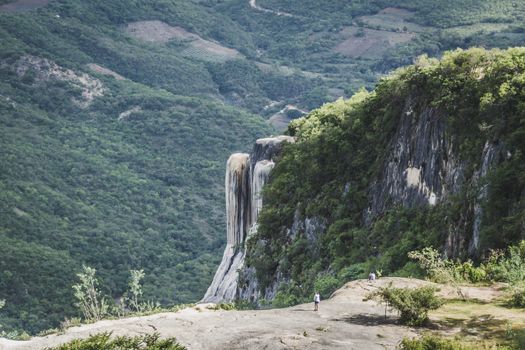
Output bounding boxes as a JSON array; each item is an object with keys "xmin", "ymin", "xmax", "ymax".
[{"xmin": 1, "ymin": 0, "xmax": 525, "ymax": 335}]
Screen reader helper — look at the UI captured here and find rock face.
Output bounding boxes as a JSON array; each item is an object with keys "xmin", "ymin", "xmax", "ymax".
[
  {"xmin": 469, "ymin": 141, "xmax": 503, "ymax": 254},
  {"xmin": 366, "ymin": 101, "xmax": 463, "ymax": 220},
  {"xmin": 366, "ymin": 99, "xmax": 503, "ymax": 256},
  {"xmin": 202, "ymin": 136, "xmax": 294, "ymax": 302}
]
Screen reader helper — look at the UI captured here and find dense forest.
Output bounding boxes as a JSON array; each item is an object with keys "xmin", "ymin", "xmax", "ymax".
[{"xmin": 1, "ymin": 0, "xmax": 525, "ymax": 335}]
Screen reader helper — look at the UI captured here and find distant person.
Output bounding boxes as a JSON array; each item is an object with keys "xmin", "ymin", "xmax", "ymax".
[
  {"xmin": 368, "ymin": 272, "xmax": 376, "ymax": 282},
  {"xmin": 314, "ymin": 292, "xmax": 320, "ymax": 311}
]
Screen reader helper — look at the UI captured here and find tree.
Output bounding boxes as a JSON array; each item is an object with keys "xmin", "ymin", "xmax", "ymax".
[
  {"xmin": 0, "ymin": 299, "xmax": 4, "ymax": 330},
  {"xmin": 72, "ymin": 266, "xmax": 108, "ymax": 322},
  {"xmin": 365, "ymin": 284, "xmax": 443, "ymax": 326},
  {"xmin": 125, "ymin": 269, "xmax": 145, "ymax": 312}
]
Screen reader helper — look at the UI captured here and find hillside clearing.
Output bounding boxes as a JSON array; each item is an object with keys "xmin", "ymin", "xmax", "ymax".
[
  {"xmin": 334, "ymin": 27, "xmax": 415, "ymax": 59},
  {"xmin": 124, "ymin": 21, "xmax": 241, "ymax": 62},
  {"xmin": 86, "ymin": 63, "xmax": 126, "ymax": 81}
]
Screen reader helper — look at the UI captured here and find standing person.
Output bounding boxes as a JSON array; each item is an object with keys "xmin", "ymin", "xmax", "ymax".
[
  {"xmin": 368, "ymin": 271, "xmax": 376, "ymax": 282},
  {"xmin": 314, "ymin": 291, "xmax": 320, "ymax": 311}
]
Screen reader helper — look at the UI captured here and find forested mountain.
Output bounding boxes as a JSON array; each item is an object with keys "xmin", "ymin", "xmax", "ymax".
[{"xmin": 1, "ymin": 0, "xmax": 525, "ymax": 335}]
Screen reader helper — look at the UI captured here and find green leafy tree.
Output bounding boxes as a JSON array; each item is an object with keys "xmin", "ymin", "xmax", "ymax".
[
  {"xmin": 365, "ymin": 284, "xmax": 443, "ymax": 326},
  {"xmin": 125, "ymin": 269, "xmax": 145, "ymax": 313},
  {"xmin": 72, "ymin": 266, "xmax": 109, "ymax": 322}
]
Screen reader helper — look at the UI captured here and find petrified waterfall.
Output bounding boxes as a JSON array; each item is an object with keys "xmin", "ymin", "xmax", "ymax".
[
  {"xmin": 251, "ymin": 160, "xmax": 274, "ymax": 221},
  {"xmin": 202, "ymin": 136, "xmax": 293, "ymax": 302}
]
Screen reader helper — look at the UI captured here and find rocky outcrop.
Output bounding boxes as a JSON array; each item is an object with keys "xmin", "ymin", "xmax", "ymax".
[
  {"xmin": 469, "ymin": 141, "xmax": 504, "ymax": 254},
  {"xmin": 3, "ymin": 55, "xmax": 104, "ymax": 108},
  {"xmin": 206, "ymin": 99, "xmax": 506, "ymax": 304},
  {"xmin": 202, "ymin": 136, "xmax": 294, "ymax": 303}
]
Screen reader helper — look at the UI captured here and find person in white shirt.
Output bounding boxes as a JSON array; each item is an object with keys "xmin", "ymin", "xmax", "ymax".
[
  {"xmin": 368, "ymin": 272, "xmax": 376, "ymax": 282},
  {"xmin": 314, "ymin": 292, "xmax": 320, "ymax": 311}
]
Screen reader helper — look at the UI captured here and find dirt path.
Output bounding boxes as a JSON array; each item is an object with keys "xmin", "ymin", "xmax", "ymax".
[
  {"xmin": 0, "ymin": 278, "xmax": 512, "ymax": 350},
  {"xmin": 248, "ymin": 0, "xmax": 295, "ymax": 17}
]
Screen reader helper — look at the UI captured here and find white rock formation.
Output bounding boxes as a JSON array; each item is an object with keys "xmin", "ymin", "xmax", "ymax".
[{"xmin": 202, "ymin": 136, "xmax": 293, "ymax": 302}]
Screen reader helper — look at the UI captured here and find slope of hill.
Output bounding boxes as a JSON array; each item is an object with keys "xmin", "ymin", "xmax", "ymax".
[{"xmin": 1, "ymin": 0, "xmax": 525, "ymax": 335}]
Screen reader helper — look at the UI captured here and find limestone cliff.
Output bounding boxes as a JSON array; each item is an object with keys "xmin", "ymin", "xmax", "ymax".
[
  {"xmin": 365, "ymin": 99, "xmax": 504, "ymax": 256},
  {"xmin": 202, "ymin": 136, "xmax": 294, "ymax": 302},
  {"xmin": 204, "ymin": 104, "xmax": 507, "ymax": 303},
  {"xmin": 205, "ymin": 49, "xmax": 525, "ymax": 305}
]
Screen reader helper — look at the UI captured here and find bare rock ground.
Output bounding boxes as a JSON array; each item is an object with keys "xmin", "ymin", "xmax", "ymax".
[{"xmin": 0, "ymin": 278, "xmax": 510, "ymax": 350}]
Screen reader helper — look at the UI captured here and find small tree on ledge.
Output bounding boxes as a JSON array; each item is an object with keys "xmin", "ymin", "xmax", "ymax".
[{"xmin": 72, "ymin": 265, "xmax": 109, "ymax": 322}]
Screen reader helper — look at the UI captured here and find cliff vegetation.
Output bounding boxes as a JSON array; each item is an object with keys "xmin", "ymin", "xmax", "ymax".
[{"xmin": 246, "ymin": 47, "xmax": 525, "ymax": 305}]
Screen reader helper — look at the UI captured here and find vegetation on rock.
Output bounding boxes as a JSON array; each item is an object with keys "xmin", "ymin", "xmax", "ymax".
[
  {"xmin": 246, "ymin": 47, "xmax": 525, "ymax": 306},
  {"xmin": 408, "ymin": 241, "xmax": 525, "ymax": 285},
  {"xmin": 45, "ymin": 332, "xmax": 186, "ymax": 350},
  {"xmin": 365, "ymin": 285, "xmax": 443, "ymax": 326}
]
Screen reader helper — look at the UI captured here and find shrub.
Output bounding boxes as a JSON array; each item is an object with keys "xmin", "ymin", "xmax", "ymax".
[
  {"xmin": 271, "ymin": 282, "xmax": 310, "ymax": 308},
  {"xmin": 337, "ymin": 263, "xmax": 366, "ymax": 281},
  {"xmin": 513, "ymin": 329, "xmax": 525, "ymax": 350},
  {"xmin": 453, "ymin": 261, "xmax": 487, "ymax": 283},
  {"xmin": 45, "ymin": 332, "xmax": 186, "ymax": 350},
  {"xmin": 272, "ymin": 290, "xmax": 303, "ymax": 308},
  {"xmin": 206, "ymin": 303, "xmax": 236, "ymax": 311},
  {"xmin": 485, "ymin": 241, "xmax": 525, "ymax": 284},
  {"xmin": 120, "ymin": 269, "xmax": 160, "ymax": 315},
  {"xmin": 365, "ymin": 284, "xmax": 443, "ymax": 326},
  {"xmin": 399, "ymin": 335, "xmax": 476, "ymax": 350},
  {"xmin": 59, "ymin": 318, "xmax": 82, "ymax": 332},
  {"xmin": 510, "ymin": 288, "xmax": 525, "ymax": 308},
  {"xmin": 408, "ymin": 241, "xmax": 525, "ymax": 285},
  {"xmin": 72, "ymin": 265, "xmax": 109, "ymax": 322},
  {"xmin": 314, "ymin": 275, "xmax": 341, "ymax": 298},
  {"xmin": 125, "ymin": 269, "xmax": 145, "ymax": 313},
  {"xmin": 394, "ymin": 262, "xmax": 424, "ymax": 278},
  {"xmin": 407, "ymin": 248, "xmax": 456, "ymax": 283}
]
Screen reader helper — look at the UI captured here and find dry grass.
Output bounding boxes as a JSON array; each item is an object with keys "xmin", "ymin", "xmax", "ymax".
[
  {"xmin": 334, "ymin": 27, "xmax": 415, "ymax": 59},
  {"xmin": 430, "ymin": 300, "xmax": 525, "ymax": 342},
  {"xmin": 124, "ymin": 20, "xmax": 241, "ymax": 62}
]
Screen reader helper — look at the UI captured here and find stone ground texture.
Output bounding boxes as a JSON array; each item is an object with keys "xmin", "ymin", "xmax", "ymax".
[{"xmin": 0, "ymin": 277, "xmax": 509, "ymax": 350}]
